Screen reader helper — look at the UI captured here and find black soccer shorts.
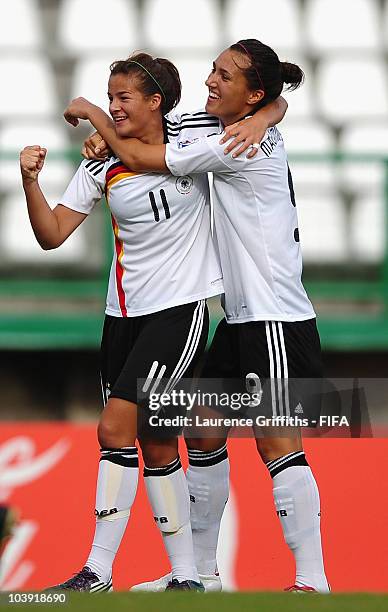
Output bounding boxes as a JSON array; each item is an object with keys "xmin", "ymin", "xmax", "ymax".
[
  {"xmin": 201, "ymin": 317, "xmax": 322, "ymax": 423},
  {"xmin": 100, "ymin": 300, "xmax": 209, "ymax": 407}
]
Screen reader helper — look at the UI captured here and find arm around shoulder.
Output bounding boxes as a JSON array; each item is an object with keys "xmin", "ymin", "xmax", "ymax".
[
  {"xmin": 260, "ymin": 96, "xmax": 288, "ymax": 128},
  {"xmin": 72, "ymin": 103, "xmax": 168, "ymax": 172}
]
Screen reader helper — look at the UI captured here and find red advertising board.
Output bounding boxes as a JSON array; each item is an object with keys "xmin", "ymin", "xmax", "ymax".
[{"xmin": 0, "ymin": 424, "xmax": 387, "ymax": 592}]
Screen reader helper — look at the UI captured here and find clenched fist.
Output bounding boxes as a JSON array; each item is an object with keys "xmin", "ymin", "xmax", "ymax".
[
  {"xmin": 20, "ymin": 146, "xmax": 47, "ymax": 183},
  {"xmin": 64, "ymin": 97, "xmax": 94, "ymax": 127},
  {"xmin": 82, "ymin": 131, "xmax": 110, "ymax": 160}
]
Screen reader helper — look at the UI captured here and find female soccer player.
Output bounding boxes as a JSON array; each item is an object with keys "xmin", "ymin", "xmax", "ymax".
[
  {"xmin": 20, "ymin": 52, "xmax": 223, "ymax": 593},
  {"xmin": 21, "ymin": 51, "xmax": 283, "ymax": 592},
  {"xmin": 64, "ymin": 39, "xmax": 330, "ymax": 594}
]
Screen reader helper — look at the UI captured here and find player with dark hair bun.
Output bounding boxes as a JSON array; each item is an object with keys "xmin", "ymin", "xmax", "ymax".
[{"xmin": 230, "ymin": 38, "xmax": 304, "ymax": 107}]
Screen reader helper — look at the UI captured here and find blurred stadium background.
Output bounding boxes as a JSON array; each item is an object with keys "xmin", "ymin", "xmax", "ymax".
[{"xmin": 0, "ymin": 0, "xmax": 388, "ymax": 594}]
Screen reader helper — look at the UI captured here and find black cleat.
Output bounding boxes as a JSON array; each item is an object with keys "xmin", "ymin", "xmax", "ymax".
[
  {"xmin": 166, "ymin": 579, "xmax": 204, "ymax": 592},
  {"xmin": 47, "ymin": 566, "xmax": 112, "ymax": 592}
]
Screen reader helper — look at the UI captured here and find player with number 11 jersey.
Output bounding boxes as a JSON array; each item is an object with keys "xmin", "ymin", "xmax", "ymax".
[{"xmin": 60, "ymin": 157, "xmax": 222, "ymax": 317}]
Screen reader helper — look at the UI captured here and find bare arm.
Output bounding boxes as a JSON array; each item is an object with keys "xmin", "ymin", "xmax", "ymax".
[
  {"xmin": 64, "ymin": 95, "xmax": 287, "ymax": 169},
  {"xmin": 85, "ymin": 105, "xmax": 167, "ymax": 172},
  {"xmin": 99, "ymin": 96, "xmax": 287, "ymax": 168},
  {"xmin": 220, "ymin": 96, "xmax": 288, "ymax": 158},
  {"xmin": 20, "ymin": 146, "xmax": 87, "ymax": 249},
  {"xmin": 64, "ymin": 98, "xmax": 167, "ymax": 172},
  {"xmin": 80, "ymin": 97, "xmax": 288, "ymax": 163},
  {"xmin": 262, "ymin": 96, "xmax": 288, "ymax": 127}
]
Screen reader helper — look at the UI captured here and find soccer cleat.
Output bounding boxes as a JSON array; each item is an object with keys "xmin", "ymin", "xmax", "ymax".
[
  {"xmin": 0, "ymin": 506, "xmax": 18, "ymax": 549},
  {"xmin": 47, "ymin": 566, "xmax": 112, "ymax": 593},
  {"xmin": 284, "ymin": 584, "xmax": 317, "ymax": 593},
  {"xmin": 165, "ymin": 578, "xmax": 205, "ymax": 592},
  {"xmin": 130, "ymin": 572, "xmax": 222, "ymax": 592},
  {"xmin": 198, "ymin": 573, "xmax": 222, "ymax": 592}
]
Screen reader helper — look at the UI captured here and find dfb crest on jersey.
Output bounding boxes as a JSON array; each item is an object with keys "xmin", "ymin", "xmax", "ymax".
[{"xmin": 175, "ymin": 175, "xmax": 194, "ymax": 195}]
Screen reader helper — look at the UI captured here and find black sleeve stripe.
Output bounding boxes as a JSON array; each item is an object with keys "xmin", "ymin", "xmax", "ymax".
[
  {"xmin": 180, "ymin": 111, "xmax": 217, "ymax": 118},
  {"xmin": 85, "ymin": 160, "xmax": 104, "ymax": 170},
  {"xmin": 166, "ymin": 119, "xmax": 219, "ymax": 129},
  {"xmin": 167, "ymin": 123, "xmax": 219, "ymax": 135},
  {"xmin": 167, "ymin": 119, "xmax": 219, "ymax": 127},
  {"xmin": 90, "ymin": 162, "xmax": 104, "ymax": 171},
  {"xmin": 165, "ymin": 114, "xmax": 218, "ymax": 126},
  {"xmin": 164, "ymin": 111, "xmax": 214, "ymax": 122},
  {"xmin": 85, "ymin": 161, "xmax": 105, "ymax": 175},
  {"xmin": 92, "ymin": 165, "xmax": 105, "ymax": 176}
]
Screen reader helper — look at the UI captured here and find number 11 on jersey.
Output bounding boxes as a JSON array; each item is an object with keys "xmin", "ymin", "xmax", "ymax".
[{"xmin": 148, "ymin": 189, "xmax": 171, "ymax": 222}]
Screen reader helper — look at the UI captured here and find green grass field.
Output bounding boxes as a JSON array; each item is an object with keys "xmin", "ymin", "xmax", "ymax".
[{"xmin": 1, "ymin": 592, "xmax": 388, "ymax": 612}]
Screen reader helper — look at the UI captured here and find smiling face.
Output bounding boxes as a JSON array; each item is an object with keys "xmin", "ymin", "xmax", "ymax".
[
  {"xmin": 108, "ymin": 73, "xmax": 162, "ymax": 140},
  {"xmin": 205, "ymin": 48, "xmax": 264, "ymax": 126}
]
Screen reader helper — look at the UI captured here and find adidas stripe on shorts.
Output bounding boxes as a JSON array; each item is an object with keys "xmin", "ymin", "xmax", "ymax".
[
  {"xmin": 202, "ymin": 317, "xmax": 322, "ymax": 421},
  {"xmin": 100, "ymin": 300, "xmax": 208, "ymax": 409}
]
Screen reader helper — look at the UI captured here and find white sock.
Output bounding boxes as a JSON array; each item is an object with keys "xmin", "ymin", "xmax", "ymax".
[
  {"xmin": 187, "ymin": 444, "xmax": 229, "ymax": 576},
  {"xmin": 144, "ymin": 457, "xmax": 199, "ymax": 583},
  {"xmin": 267, "ymin": 451, "xmax": 329, "ymax": 593},
  {"xmin": 86, "ymin": 447, "xmax": 139, "ymax": 582}
]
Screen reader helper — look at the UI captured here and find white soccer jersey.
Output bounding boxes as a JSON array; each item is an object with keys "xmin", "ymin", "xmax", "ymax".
[
  {"xmin": 60, "ymin": 157, "xmax": 223, "ymax": 317},
  {"xmin": 164, "ymin": 109, "xmax": 220, "ymax": 143},
  {"xmin": 165, "ymin": 125, "xmax": 315, "ymax": 323}
]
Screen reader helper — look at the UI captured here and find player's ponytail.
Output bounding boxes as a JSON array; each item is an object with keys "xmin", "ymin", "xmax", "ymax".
[
  {"xmin": 280, "ymin": 61, "xmax": 304, "ymax": 91},
  {"xmin": 110, "ymin": 52, "xmax": 181, "ymax": 115},
  {"xmin": 230, "ymin": 39, "xmax": 304, "ymax": 109},
  {"xmin": 154, "ymin": 57, "xmax": 182, "ymax": 113}
]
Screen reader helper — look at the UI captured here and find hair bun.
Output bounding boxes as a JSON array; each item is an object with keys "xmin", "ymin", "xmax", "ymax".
[{"xmin": 281, "ymin": 61, "xmax": 304, "ymax": 91}]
